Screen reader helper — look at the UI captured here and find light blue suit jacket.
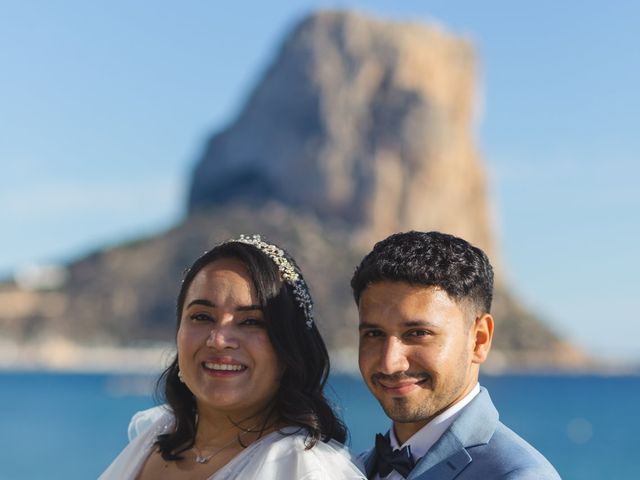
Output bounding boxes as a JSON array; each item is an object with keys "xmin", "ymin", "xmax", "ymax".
[{"xmin": 361, "ymin": 388, "xmax": 561, "ymax": 479}]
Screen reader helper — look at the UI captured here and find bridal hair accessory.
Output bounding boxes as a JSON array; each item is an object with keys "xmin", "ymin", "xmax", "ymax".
[{"xmin": 233, "ymin": 234, "xmax": 314, "ymax": 329}]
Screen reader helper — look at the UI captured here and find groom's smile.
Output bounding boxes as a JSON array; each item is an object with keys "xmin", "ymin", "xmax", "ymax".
[{"xmin": 372, "ymin": 372, "xmax": 431, "ymax": 396}]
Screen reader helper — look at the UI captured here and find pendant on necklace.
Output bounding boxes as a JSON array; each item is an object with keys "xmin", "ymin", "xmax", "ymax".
[{"xmin": 195, "ymin": 455, "xmax": 208, "ymax": 464}]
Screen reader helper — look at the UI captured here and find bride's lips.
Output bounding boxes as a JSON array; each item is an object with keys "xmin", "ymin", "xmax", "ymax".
[{"xmin": 201, "ymin": 358, "xmax": 248, "ymax": 377}]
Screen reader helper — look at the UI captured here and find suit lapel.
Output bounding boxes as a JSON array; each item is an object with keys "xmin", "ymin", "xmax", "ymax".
[
  {"xmin": 408, "ymin": 430, "xmax": 471, "ymax": 479},
  {"xmin": 408, "ymin": 388, "xmax": 499, "ymax": 480}
]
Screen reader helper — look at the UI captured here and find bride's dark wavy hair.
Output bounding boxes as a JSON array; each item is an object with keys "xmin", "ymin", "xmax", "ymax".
[{"xmin": 155, "ymin": 240, "xmax": 347, "ymax": 460}]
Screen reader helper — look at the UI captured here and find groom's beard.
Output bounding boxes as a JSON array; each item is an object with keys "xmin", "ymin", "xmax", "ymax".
[
  {"xmin": 371, "ymin": 371, "xmax": 431, "ymax": 423},
  {"xmin": 370, "ymin": 370, "xmax": 466, "ymax": 424}
]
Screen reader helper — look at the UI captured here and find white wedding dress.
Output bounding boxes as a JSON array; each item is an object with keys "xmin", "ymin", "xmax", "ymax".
[{"xmin": 99, "ymin": 406, "xmax": 366, "ymax": 480}]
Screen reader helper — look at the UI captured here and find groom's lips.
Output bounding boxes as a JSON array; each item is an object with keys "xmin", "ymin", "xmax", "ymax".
[{"xmin": 375, "ymin": 376, "xmax": 429, "ymax": 395}]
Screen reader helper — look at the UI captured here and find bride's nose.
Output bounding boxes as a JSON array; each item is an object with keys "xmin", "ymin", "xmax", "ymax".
[{"xmin": 206, "ymin": 321, "xmax": 239, "ymax": 349}]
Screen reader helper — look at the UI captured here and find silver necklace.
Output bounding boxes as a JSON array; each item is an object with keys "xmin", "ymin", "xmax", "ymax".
[{"xmin": 192, "ymin": 426, "xmax": 256, "ymax": 464}]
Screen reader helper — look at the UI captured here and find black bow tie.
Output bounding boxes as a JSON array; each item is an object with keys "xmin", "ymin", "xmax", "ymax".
[{"xmin": 374, "ymin": 433, "xmax": 416, "ymax": 478}]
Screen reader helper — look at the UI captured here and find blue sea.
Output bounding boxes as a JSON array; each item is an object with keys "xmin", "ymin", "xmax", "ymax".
[{"xmin": 0, "ymin": 371, "xmax": 637, "ymax": 479}]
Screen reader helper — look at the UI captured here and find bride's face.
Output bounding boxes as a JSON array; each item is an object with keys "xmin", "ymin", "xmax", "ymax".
[{"xmin": 177, "ymin": 258, "xmax": 283, "ymax": 418}]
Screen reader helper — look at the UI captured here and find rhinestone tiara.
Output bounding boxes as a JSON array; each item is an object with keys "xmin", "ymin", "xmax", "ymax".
[{"xmin": 232, "ymin": 234, "xmax": 314, "ymax": 329}]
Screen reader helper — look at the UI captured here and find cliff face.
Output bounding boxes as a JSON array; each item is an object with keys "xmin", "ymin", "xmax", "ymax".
[
  {"xmin": 189, "ymin": 11, "xmax": 494, "ymax": 258},
  {"xmin": 0, "ymin": 11, "xmax": 586, "ymax": 369}
]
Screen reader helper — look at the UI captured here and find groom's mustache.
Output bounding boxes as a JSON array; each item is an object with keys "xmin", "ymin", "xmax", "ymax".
[{"xmin": 371, "ymin": 372, "xmax": 431, "ymax": 384}]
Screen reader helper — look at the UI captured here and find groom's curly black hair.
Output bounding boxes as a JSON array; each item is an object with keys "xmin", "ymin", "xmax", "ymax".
[{"xmin": 351, "ymin": 230, "xmax": 494, "ymax": 316}]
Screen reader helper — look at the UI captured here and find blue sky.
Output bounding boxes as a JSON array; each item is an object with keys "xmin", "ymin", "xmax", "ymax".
[{"xmin": 1, "ymin": 1, "xmax": 638, "ymax": 361}]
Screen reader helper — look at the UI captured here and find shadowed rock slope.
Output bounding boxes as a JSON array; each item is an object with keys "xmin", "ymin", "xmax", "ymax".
[{"xmin": 0, "ymin": 206, "xmax": 584, "ymax": 369}]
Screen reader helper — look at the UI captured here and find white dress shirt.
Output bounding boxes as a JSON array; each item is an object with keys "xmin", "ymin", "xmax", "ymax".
[{"xmin": 373, "ymin": 383, "xmax": 480, "ymax": 480}]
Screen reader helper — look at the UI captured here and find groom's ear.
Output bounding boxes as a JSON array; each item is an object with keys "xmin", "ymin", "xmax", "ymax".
[{"xmin": 471, "ymin": 313, "xmax": 493, "ymax": 364}]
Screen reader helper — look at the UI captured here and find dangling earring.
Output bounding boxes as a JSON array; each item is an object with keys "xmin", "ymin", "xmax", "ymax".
[{"xmin": 178, "ymin": 368, "xmax": 185, "ymax": 383}]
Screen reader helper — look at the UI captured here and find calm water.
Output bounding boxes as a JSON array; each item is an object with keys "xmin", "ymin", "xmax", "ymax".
[{"xmin": 0, "ymin": 371, "xmax": 637, "ymax": 479}]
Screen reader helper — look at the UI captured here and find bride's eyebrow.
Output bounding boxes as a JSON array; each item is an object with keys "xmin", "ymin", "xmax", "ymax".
[
  {"xmin": 186, "ymin": 299, "xmax": 214, "ymax": 309},
  {"xmin": 185, "ymin": 299, "xmax": 263, "ymax": 311}
]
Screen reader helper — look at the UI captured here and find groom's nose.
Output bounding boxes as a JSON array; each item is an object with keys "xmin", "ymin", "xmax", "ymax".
[{"xmin": 378, "ymin": 336, "xmax": 410, "ymax": 374}]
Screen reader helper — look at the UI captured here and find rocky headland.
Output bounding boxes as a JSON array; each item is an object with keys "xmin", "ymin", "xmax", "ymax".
[{"xmin": 0, "ymin": 11, "xmax": 590, "ymax": 372}]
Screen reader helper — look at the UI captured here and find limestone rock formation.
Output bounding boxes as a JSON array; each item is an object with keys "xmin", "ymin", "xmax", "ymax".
[
  {"xmin": 0, "ymin": 11, "xmax": 587, "ymax": 370},
  {"xmin": 189, "ymin": 11, "xmax": 495, "ymax": 259}
]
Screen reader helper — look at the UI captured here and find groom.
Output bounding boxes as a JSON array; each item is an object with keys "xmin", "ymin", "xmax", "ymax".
[{"xmin": 351, "ymin": 231, "xmax": 560, "ymax": 479}]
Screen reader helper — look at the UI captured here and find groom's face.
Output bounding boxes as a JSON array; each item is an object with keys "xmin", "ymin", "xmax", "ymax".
[{"xmin": 358, "ymin": 281, "xmax": 480, "ymax": 435}]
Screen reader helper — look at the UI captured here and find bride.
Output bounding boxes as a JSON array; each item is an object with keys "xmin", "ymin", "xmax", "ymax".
[{"xmin": 99, "ymin": 235, "xmax": 365, "ymax": 479}]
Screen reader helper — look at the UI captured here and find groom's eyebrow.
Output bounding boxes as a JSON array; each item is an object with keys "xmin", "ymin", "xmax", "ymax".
[
  {"xmin": 358, "ymin": 320, "xmax": 438, "ymax": 330},
  {"xmin": 404, "ymin": 320, "xmax": 438, "ymax": 328}
]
